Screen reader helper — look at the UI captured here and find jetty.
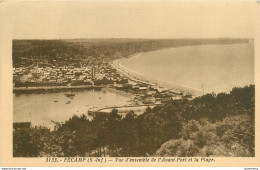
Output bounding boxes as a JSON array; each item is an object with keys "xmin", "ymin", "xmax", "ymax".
[
  {"xmin": 13, "ymin": 85, "xmax": 104, "ymax": 93},
  {"xmin": 88, "ymin": 104, "xmax": 159, "ymax": 116}
]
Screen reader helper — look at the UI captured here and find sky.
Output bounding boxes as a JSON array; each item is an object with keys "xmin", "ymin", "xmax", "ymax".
[{"xmin": 0, "ymin": 0, "xmax": 258, "ymax": 39}]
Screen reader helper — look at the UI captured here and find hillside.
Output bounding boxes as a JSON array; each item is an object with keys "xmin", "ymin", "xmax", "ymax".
[
  {"xmin": 13, "ymin": 85, "xmax": 255, "ymax": 157},
  {"xmin": 12, "ymin": 38, "xmax": 250, "ymax": 67}
]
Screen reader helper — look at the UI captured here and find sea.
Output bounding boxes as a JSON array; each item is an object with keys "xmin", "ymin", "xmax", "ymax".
[{"xmin": 121, "ymin": 43, "xmax": 254, "ymax": 94}]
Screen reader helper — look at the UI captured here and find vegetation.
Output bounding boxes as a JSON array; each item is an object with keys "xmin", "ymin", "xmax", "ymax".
[{"xmin": 13, "ymin": 85, "xmax": 255, "ymax": 157}]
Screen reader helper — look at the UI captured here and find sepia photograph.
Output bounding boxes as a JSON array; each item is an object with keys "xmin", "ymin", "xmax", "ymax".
[
  {"xmin": 1, "ymin": 0, "xmax": 260, "ymax": 167},
  {"xmin": 12, "ymin": 38, "xmax": 255, "ymax": 157}
]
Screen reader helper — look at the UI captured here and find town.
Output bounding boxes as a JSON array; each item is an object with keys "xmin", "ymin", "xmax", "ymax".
[{"xmin": 13, "ymin": 55, "xmax": 193, "ymax": 110}]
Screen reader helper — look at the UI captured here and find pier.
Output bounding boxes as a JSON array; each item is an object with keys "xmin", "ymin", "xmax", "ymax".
[
  {"xmin": 88, "ymin": 104, "xmax": 159, "ymax": 116},
  {"xmin": 13, "ymin": 85, "xmax": 104, "ymax": 93}
]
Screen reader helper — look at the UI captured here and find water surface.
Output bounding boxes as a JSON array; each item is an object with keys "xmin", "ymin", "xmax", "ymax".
[
  {"xmin": 14, "ymin": 89, "xmax": 130, "ymax": 130},
  {"xmin": 121, "ymin": 43, "xmax": 254, "ymax": 94}
]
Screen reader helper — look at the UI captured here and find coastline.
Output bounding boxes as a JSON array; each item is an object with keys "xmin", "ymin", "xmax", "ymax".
[
  {"xmin": 112, "ymin": 53, "xmax": 157, "ymax": 86},
  {"xmin": 112, "ymin": 51, "xmax": 204, "ymax": 97},
  {"xmin": 14, "ymin": 48, "xmax": 205, "ymax": 97},
  {"xmin": 13, "ymin": 85, "xmax": 104, "ymax": 93},
  {"xmin": 101, "ymin": 87, "xmax": 143, "ymax": 105}
]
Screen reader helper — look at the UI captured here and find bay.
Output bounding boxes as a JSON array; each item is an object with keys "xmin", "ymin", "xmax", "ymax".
[
  {"xmin": 121, "ymin": 43, "xmax": 254, "ymax": 94},
  {"xmin": 13, "ymin": 89, "xmax": 130, "ymax": 130}
]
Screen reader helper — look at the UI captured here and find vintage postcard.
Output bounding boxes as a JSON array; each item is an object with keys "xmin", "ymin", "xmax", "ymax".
[{"xmin": 0, "ymin": 0, "xmax": 260, "ymax": 167}]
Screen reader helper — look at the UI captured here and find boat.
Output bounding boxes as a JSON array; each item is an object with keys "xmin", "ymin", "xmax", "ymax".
[{"xmin": 65, "ymin": 93, "xmax": 75, "ymax": 97}]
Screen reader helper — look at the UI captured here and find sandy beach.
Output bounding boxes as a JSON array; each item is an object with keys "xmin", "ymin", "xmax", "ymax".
[
  {"xmin": 112, "ymin": 54, "xmax": 157, "ymax": 86},
  {"xmin": 112, "ymin": 52, "xmax": 204, "ymax": 97}
]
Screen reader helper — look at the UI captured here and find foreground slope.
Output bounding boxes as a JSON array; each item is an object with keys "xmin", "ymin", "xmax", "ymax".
[{"xmin": 13, "ymin": 85, "xmax": 255, "ymax": 157}]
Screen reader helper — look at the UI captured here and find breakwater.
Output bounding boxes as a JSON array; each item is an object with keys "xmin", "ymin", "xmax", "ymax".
[{"xmin": 13, "ymin": 85, "xmax": 104, "ymax": 93}]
